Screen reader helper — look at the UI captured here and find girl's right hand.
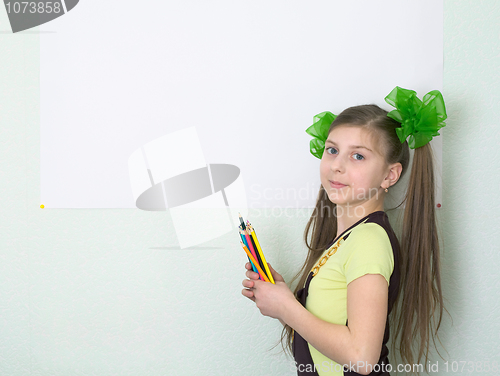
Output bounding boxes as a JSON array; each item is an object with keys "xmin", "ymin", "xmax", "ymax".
[
  {"xmin": 241, "ymin": 262, "xmax": 284, "ymax": 301},
  {"xmin": 241, "ymin": 263, "xmax": 291, "ymax": 326},
  {"xmin": 241, "ymin": 262, "xmax": 259, "ymax": 301}
]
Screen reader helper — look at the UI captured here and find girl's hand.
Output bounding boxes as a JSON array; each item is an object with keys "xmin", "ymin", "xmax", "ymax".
[
  {"xmin": 241, "ymin": 262, "xmax": 284, "ymax": 301},
  {"xmin": 241, "ymin": 263, "xmax": 296, "ymax": 321},
  {"xmin": 241, "ymin": 261, "xmax": 259, "ymax": 301}
]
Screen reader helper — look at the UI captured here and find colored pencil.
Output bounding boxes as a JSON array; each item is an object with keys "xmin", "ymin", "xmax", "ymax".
[
  {"xmin": 238, "ymin": 214, "xmax": 274, "ymax": 283},
  {"xmin": 247, "ymin": 223, "xmax": 275, "ymax": 284},
  {"xmin": 240, "ymin": 227, "xmax": 259, "ymax": 276},
  {"xmin": 246, "ymin": 227, "xmax": 266, "ymax": 274},
  {"xmin": 240, "ymin": 242, "xmax": 270, "ymax": 283},
  {"xmin": 238, "ymin": 213, "xmax": 246, "ymax": 230},
  {"xmin": 241, "ymin": 227, "xmax": 262, "ymax": 280}
]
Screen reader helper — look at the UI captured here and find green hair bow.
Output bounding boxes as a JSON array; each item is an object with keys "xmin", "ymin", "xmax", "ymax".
[
  {"xmin": 305, "ymin": 111, "xmax": 337, "ymax": 159},
  {"xmin": 305, "ymin": 86, "xmax": 447, "ymax": 158},
  {"xmin": 385, "ymin": 86, "xmax": 447, "ymax": 149}
]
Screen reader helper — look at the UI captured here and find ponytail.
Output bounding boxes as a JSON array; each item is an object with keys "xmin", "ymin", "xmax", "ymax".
[{"xmin": 394, "ymin": 143, "xmax": 444, "ymax": 367}]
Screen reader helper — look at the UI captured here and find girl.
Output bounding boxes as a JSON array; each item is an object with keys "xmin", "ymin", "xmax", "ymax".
[{"xmin": 242, "ymin": 87, "xmax": 446, "ymax": 376}]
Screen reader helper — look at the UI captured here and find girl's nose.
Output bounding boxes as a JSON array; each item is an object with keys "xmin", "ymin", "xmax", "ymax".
[{"xmin": 330, "ymin": 154, "xmax": 345, "ymax": 173}]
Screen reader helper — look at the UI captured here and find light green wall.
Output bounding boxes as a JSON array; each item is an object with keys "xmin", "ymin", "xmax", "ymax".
[
  {"xmin": 438, "ymin": 0, "xmax": 500, "ymax": 373},
  {"xmin": 1, "ymin": 1, "xmax": 499, "ymax": 375}
]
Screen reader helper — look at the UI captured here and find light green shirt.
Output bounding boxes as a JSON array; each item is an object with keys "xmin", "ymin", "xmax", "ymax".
[{"xmin": 305, "ymin": 220, "xmax": 394, "ymax": 375}]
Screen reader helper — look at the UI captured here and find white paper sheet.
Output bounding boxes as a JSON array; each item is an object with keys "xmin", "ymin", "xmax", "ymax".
[{"xmin": 41, "ymin": 0, "xmax": 444, "ymax": 209}]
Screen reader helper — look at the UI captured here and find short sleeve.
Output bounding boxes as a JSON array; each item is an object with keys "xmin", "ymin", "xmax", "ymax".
[{"xmin": 344, "ymin": 223, "xmax": 394, "ymax": 285}]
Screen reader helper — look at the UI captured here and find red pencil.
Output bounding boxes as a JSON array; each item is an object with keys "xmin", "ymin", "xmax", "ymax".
[
  {"xmin": 240, "ymin": 242, "xmax": 270, "ymax": 283},
  {"xmin": 242, "ymin": 228, "xmax": 262, "ymax": 280}
]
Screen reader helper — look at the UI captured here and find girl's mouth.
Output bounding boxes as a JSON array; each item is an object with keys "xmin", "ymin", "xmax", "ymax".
[{"xmin": 330, "ymin": 180, "xmax": 347, "ymax": 189}]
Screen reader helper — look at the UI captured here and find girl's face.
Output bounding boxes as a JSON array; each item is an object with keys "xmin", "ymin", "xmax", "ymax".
[{"xmin": 320, "ymin": 125, "xmax": 392, "ymax": 209}]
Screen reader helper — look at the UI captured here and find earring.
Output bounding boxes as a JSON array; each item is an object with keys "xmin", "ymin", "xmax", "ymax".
[{"xmin": 384, "ymin": 188, "xmax": 389, "ymax": 193}]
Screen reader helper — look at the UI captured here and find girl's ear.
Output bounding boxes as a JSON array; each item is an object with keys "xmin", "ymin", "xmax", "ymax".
[{"xmin": 382, "ymin": 162, "xmax": 403, "ymax": 189}]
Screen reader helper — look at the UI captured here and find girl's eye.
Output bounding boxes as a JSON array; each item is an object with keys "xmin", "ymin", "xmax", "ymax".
[
  {"xmin": 352, "ymin": 153, "xmax": 364, "ymax": 161},
  {"xmin": 325, "ymin": 147, "xmax": 338, "ymax": 155}
]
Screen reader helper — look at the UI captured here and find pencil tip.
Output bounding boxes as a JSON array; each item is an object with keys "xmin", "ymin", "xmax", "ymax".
[{"xmin": 238, "ymin": 213, "xmax": 246, "ymax": 229}]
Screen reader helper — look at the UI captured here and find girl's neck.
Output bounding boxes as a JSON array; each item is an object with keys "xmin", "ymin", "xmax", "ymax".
[{"xmin": 335, "ymin": 200, "xmax": 384, "ymax": 238}]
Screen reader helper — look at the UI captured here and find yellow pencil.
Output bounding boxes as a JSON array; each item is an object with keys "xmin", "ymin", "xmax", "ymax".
[
  {"xmin": 240, "ymin": 242, "xmax": 271, "ymax": 283},
  {"xmin": 248, "ymin": 225, "xmax": 275, "ymax": 284}
]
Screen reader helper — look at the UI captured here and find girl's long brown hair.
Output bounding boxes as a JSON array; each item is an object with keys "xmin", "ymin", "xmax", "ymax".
[{"xmin": 282, "ymin": 105, "xmax": 444, "ymax": 372}]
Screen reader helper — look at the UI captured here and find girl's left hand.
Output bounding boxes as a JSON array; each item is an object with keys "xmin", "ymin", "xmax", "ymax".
[{"xmin": 241, "ymin": 263, "xmax": 297, "ymax": 321}]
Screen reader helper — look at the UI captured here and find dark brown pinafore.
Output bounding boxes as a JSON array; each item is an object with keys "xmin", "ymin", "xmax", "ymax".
[{"xmin": 292, "ymin": 211, "xmax": 401, "ymax": 376}]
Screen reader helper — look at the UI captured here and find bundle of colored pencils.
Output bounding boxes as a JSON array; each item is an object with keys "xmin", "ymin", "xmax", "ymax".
[{"xmin": 238, "ymin": 214, "xmax": 275, "ymax": 284}]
